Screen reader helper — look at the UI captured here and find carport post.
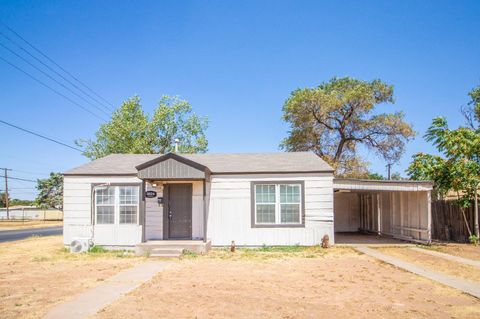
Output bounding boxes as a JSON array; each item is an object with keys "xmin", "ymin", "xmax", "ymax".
[
  {"xmin": 377, "ymin": 194, "xmax": 381, "ymax": 235},
  {"xmin": 427, "ymin": 191, "xmax": 432, "ymax": 242}
]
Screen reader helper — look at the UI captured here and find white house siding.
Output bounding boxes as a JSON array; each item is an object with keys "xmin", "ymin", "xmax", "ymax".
[
  {"xmin": 356, "ymin": 191, "xmax": 431, "ymax": 242},
  {"xmin": 206, "ymin": 173, "xmax": 334, "ymax": 246},
  {"xmin": 333, "ymin": 192, "xmax": 360, "ymax": 232},
  {"xmin": 63, "ymin": 176, "xmax": 143, "ymax": 247},
  {"xmin": 144, "ymin": 180, "xmax": 204, "ymax": 240},
  {"xmin": 145, "ymin": 182, "xmax": 163, "ymax": 240}
]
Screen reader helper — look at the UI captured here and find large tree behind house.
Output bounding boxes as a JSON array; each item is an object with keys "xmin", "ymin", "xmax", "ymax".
[
  {"xmin": 280, "ymin": 77, "xmax": 415, "ymax": 177},
  {"xmin": 76, "ymin": 95, "xmax": 208, "ymax": 160}
]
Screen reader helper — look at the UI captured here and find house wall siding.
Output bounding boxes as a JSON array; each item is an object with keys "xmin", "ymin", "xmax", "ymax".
[
  {"xmin": 64, "ymin": 172, "xmax": 334, "ymax": 247},
  {"xmin": 334, "ymin": 192, "xmax": 360, "ymax": 232},
  {"xmin": 206, "ymin": 173, "xmax": 334, "ymax": 246},
  {"xmin": 63, "ymin": 176, "xmax": 143, "ymax": 246}
]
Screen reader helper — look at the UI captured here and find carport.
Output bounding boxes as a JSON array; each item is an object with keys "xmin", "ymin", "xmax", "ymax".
[{"xmin": 333, "ymin": 179, "xmax": 433, "ymax": 244}]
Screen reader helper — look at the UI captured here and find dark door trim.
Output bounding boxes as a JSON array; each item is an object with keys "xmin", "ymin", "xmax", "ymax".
[{"xmin": 163, "ymin": 183, "xmax": 193, "ymax": 240}]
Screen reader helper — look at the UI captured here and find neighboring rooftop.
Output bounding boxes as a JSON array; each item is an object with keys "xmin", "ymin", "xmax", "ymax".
[{"xmin": 64, "ymin": 152, "xmax": 334, "ymax": 176}]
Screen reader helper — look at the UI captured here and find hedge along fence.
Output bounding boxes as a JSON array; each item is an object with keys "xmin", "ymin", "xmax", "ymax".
[{"xmin": 431, "ymin": 200, "xmax": 475, "ymax": 243}]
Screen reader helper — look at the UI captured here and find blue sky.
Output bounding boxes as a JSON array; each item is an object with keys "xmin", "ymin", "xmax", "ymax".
[{"xmin": 0, "ymin": 0, "xmax": 479, "ymax": 199}]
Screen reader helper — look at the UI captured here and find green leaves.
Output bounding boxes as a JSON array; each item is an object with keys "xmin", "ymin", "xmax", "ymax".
[
  {"xmin": 408, "ymin": 114, "xmax": 480, "ymax": 207},
  {"xmin": 35, "ymin": 172, "xmax": 63, "ymax": 209},
  {"xmin": 76, "ymin": 95, "xmax": 208, "ymax": 160},
  {"xmin": 281, "ymin": 77, "xmax": 415, "ymax": 176}
]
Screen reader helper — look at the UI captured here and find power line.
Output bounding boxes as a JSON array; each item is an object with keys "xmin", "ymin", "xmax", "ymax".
[
  {"xmin": 0, "ymin": 119, "xmax": 84, "ymax": 152},
  {"xmin": 0, "ymin": 21, "xmax": 115, "ymax": 109},
  {"xmin": 0, "ymin": 41, "xmax": 111, "ymax": 116},
  {"xmin": 0, "ymin": 31, "xmax": 113, "ymax": 113},
  {"xmin": 0, "ymin": 175, "xmax": 37, "ymax": 183},
  {"xmin": 11, "ymin": 169, "xmax": 50, "ymax": 176},
  {"xmin": 0, "ymin": 55, "xmax": 107, "ymax": 121}
]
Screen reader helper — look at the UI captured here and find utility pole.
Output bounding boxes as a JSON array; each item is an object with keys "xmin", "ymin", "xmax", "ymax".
[
  {"xmin": 1, "ymin": 168, "xmax": 12, "ymax": 219},
  {"xmin": 386, "ymin": 163, "xmax": 393, "ymax": 180}
]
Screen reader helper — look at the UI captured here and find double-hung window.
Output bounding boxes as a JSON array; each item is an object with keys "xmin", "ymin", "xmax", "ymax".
[
  {"xmin": 119, "ymin": 186, "xmax": 139, "ymax": 224},
  {"xmin": 95, "ymin": 185, "xmax": 140, "ymax": 225},
  {"xmin": 252, "ymin": 181, "xmax": 304, "ymax": 227},
  {"xmin": 95, "ymin": 187, "xmax": 115, "ymax": 224}
]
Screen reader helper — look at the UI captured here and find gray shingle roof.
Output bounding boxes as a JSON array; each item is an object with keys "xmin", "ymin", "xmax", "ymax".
[{"xmin": 64, "ymin": 152, "xmax": 333, "ymax": 175}]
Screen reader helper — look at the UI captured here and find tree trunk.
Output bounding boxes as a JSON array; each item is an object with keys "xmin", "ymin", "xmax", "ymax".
[
  {"xmin": 458, "ymin": 191, "xmax": 473, "ymax": 237},
  {"xmin": 334, "ymin": 138, "xmax": 346, "ymax": 162}
]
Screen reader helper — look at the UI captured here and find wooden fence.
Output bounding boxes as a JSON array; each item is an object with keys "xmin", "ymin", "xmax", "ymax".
[{"xmin": 431, "ymin": 200, "xmax": 475, "ymax": 242}]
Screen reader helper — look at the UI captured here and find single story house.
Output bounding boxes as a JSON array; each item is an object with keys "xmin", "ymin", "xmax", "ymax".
[{"xmin": 63, "ymin": 152, "xmax": 433, "ymax": 250}]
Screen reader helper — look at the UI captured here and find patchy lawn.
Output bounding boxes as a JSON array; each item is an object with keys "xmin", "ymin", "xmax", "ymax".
[
  {"xmin": 0, "ymin": 220, "xmax": 63, "ymax": 230},
  {"xmin": 419, "ymin": 243, "xmax": 480, "ymax": 261},
  {"xmin": 95, "ymin": 247, "xmax": 480, "ymax": 319},
  {"xmin": 377, "ymin": 247, "xmax": 480, "ymax": 284},
  {"xmin": 0, "ymin": 236, "xmax": 145, "ymax": 319}
]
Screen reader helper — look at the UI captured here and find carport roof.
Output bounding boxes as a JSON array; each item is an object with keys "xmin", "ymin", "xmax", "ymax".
[{"xmin": 333, "ymin": 178, "xmax": 433, "ymax": 192}]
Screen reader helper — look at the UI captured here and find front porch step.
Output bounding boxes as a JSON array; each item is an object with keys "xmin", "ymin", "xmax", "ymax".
[
  {"xmin": 149, "ymin": 248, "xmax": 183, "ymax": 258},
  {"xmin": 135, "ymin": 240, "xmax": 211, "ymax": 256}
]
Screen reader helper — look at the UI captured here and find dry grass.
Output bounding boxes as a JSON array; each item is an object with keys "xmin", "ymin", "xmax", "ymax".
[
  {"xmin": 183, "ymin": 245, "xmax": 356, "ymax": 260},
  {"xmin": 378, "ymin": 247, "xmax": 480, "ymax": 284},
  {"xmin": 0, "ymin": 220, "xmax": 63, "ymax": 230},
  {"xmin": 421, "ymin": 243, "xmax": 480, "ymax": 261},
  {"xmin": 0, "ymin": 236, "xmax": 146, "ymax": 319},
  {"xmin": 95, "ymin": 247, "xmax": 480, "ymax": 319}
]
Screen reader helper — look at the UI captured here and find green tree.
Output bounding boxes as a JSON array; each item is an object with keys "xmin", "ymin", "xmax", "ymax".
[
  {"xmin": 77, "ymin": 95, "xmax": 208, "ymax": 160},
  {"xmin": 462, "ymin": 85, "xmax": 480, "ymax": 129},
  {"xmin": 281, "ymin": 77, "xmax": 415, "ymax": 176},
  {"xmin": 35, "ymin": 173, "xmax": 63, "ymax": 210},
  {"xmin": 367, "ymin": 172, "xmax": 385, "ymax": 180},
  {"xmin": 407, "ymin": 117, "xmax": 480, "ymax": 237},
  {"xmin": 0, "ymin": 192, "xmax": 8, "ymax": 208},
  {"xmin": 9, "ymin": 198, "xmax": 34, "ymax": 206}
]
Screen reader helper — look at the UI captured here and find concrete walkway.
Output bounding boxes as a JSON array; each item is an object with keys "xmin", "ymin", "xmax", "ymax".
[
  {"xmin": 356, "ymin": 246, "xmax": 480, "ymax": 299},
  {"xmin": 44, "ymin": 261, "xmax": 172, "ymax": 319},
  {"xmin": 410, "ymin": 247, "xmax": 480, "ymax": 269}
]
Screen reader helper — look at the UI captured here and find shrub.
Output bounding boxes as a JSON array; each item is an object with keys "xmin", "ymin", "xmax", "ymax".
[
  {"xmin": 469, "ymin": 234, "xmax": 479, "ymax": 245},
  {"xmin": 89, "ymin": 245, "xmax": 107, "ymax": 253}
]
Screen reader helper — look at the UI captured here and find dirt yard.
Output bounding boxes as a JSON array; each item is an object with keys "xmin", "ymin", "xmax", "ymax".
[
  {"xmin": 377, "ymin": 246, "xmax": 480, "ymax": 284},
  {"xmin": 0, "ymin": 236, "xmax": 145, "ymax": 319},
  {"xmin": 95, "ymin": 247, "xmax": 480, "ymax": 319},
  {"xmin": 422, "ymin": 243, "xmax": 480, "ymax": 261},
  {"xmin": 0, "ymin": 220, "xmax": 63, "ymax": 230}
]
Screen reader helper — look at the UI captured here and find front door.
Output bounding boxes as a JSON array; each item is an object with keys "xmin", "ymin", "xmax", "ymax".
[{"xmin": 165, "ymin": 183, "xmax": 192, "ymax": 239}]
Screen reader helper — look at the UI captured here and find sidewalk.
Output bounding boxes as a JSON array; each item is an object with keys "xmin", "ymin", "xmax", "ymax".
[
  {"xmin": 44, "ymin": 261, "xmax": 172, "ymax": 319},
  {"xmin": 410, "ymin": 246, "xmax": 480, "ymax": 269},
  {"xmin": 356, "ymin": 246, "xmax": 480, "ymax": 299}
]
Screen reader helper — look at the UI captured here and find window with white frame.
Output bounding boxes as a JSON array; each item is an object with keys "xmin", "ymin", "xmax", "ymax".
[
  {"xmin": 119, "ymin": 186, "xmax": 139, "ymax": 224},
  {"xmin": 253, "ymin": 182, "xmax": 303, "ymax": 226},
  {"xmin": 95, "ymin": 187, "xmax": 115, "ymax": 224},
  {"xmin": 95, "ymin": 185, "xmax": 140, "ymax": 225}
]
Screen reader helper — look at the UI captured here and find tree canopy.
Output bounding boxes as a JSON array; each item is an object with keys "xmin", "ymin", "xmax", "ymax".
[
  {"xmin": 407, "ymin": 112, "xmax": 480, "ymax": 237},
  {"xmin": 35, "ymin": 172, "xmax": 63, "ymax": 210},
  {"xmin": 0, "ymin": 192, "xmax": 8, "ymax": 208},
  {"xmin": 462, "ymin": 85, "xmax": 480, "ymax": 129},
  {"xmin": 280, "ymin": 77, "xmax": 415, "ymax": 177},
  {"xmin": 77, "ymin": 95, "xmax": 208, "ymax": 160}
]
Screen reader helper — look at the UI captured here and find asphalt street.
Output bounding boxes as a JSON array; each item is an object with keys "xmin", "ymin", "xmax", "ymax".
[{"xmin": 0, "ymin": 226, "xmax": 62, "ymax": 243}]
